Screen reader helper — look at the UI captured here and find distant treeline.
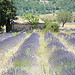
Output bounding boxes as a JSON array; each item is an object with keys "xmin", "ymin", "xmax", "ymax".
[{"xmin": 15, "ymin": 0, "xmax": 75, "ymax": 15}]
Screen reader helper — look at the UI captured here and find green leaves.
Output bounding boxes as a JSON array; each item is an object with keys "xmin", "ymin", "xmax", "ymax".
[
  {"xmin": 46, "ymin": 22, "xmax": 59, "ymax": 32},
  {"xmin": 23, "ymin": 13, "xmax": 39, "ymax": 28},
  {"xmin": 0, "ymin": 0, "xmax": 16, "ymax": 26},
  {"xmin": 56, "ymin": 11, "xmax": 72, "ymax": 27},
  {"xmin": 15, "ymin": 0, "xmax": 75, "ymax": 15},
  {"xmin": 0, "ymin": 0, "xmax": 16, "ymax": 32},
  {"xmin": 14, "ymin": 60, "xmax": 30, "ymax": 68}
]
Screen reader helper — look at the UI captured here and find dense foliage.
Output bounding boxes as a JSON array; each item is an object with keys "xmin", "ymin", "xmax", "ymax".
[
  {"xmin": 41, "ymin": 18, "xmax": 59, "ymax": 32},
  {"xmin": 56, "ymin": 11, "xmax": 73, "ymax": 27},
  {"xmin": 46, "ymin": 22, "xmax": 59, "ymax": 32},
  {"xmin": 14, "ymin": 0, "xmax": 75, "ymax": 15},
  {"xmin": 0, "ymin": 0, "xmax": 16, "ymax": 32},
  {"xmin": 23, "ymin": 13, "xmax": 39, "ymax": 28}
]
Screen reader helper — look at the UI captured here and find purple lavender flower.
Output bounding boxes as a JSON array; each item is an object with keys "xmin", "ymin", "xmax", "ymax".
[
  {"xmin": 59, "ymin": 66, "xmax": 75, "ymax": 75},
  {"xmin": 67, "ymin": 37, "xmax": 75, "ymax": 46},
  {"xmin": 71, "ymin": 33, "xmax": 75, "ymax": 37},
  {"xmin": 0, "ymin": 33, "xmax": 14, "ymax": 42},
  {"xmin": 0, "ymin": 33, "xmax": 26, "ymax": 54},
  {"xmin": 47, "ymin": 41, "xmax": 66, "ymax": 52},
  {"xmin": 57, "ymin": 33, "xmax": 69, "ymax": 38},
  {"xmin": 70, "ymin": 28, "xmax": 75, "ymax": 31},
  {"xmin": 44, "ymin": 33, "xmax": 60, "ymax": 43},
  {"xmin": 2, "ymin": 68, "xmax": 30, "ymax": 75},
  {"xmin": 57, "ymin": 33, "xmax": 75, "ymax": 47},
  {"xmin": 44, "ymin": 33, "xmax": 52, "ymax": 42},
  {"xmin": 12, "ymin": 33, "xmax": 40, "ymax": 67},
  {"xmin": 49, "ymin": 50, "xmax": 75, "ymax": 73}
]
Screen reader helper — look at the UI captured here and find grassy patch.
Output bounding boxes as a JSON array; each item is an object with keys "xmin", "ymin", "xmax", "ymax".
[
  {"xmin": 13, "ymin": 60, "xmax": 30, "ymax": 68},
  {"xmin": 14, "ymin": 32, "xmax": 21, "ymax": 35}
]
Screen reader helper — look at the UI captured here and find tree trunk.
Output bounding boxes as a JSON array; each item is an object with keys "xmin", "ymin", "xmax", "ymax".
[
  {"xmin": 62, "ymin": 22, "xmax": 65, "ymax": 27},
  {"xmin": 6, "ymin": 18, "xmax": 11, "ymax": 33}
]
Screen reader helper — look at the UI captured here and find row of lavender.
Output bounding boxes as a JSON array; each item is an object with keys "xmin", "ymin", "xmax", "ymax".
[
  {"xmin": 70, "ymin": 33, "xmax": 75, "ymax": 37},
  {"xmin": 0, "ymin": 33, "xmax": 15, "ymax": 42},
  {"xmin": 59, "ymin": 28, "xmax": 75, "ymax": 31},
  {"xmin": 44, "ymin": 33, "xmax": 66, "ymax": 52},
  {"xmin": 44, "ymin": 33, "xmax": 75, "ymax": 75},
  {"xmin": 0, "ymin": 33, "xmax": 26, "ymax": 59},
  {"xmin": 2, "ymin": 33, "xmax": 40, "ymax": 75},
  {"xmin": 57, "ymin": 33, "xmax": 75, "ymax": 49}
]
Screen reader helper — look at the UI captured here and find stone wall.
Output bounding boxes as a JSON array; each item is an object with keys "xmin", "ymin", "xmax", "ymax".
[{"xmin": 12, "ymin": 23, "xmax": 45, "ymax": 32}]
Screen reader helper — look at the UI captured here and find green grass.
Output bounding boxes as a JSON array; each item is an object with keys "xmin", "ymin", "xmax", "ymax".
[
  {"xmin": 14, "ymin": 32, "xmax": 21, "ymax": 35},
  {"xmin": 13, "ymin": 60, "xmax": 30, "ymax": 68}
]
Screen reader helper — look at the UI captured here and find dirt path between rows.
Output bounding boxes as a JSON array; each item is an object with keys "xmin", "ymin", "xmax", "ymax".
[{"xmin": 29, "ymin": 33, "xmax": 50, "ymax": 75}]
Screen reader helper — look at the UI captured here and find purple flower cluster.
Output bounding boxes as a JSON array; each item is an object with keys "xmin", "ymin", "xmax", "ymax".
[
  {"xmin": 59, "ymin": 28, "xmax": 66, "ymax": 31},
  {"xmin": 44, "ymin": 33, "xmax": 52, "ymax": 43},
  {"xmin": 59, "ymin": 66, "xmax": 75, "ymax": 75},
  {"xmin": 12, "ymin": 33, "xmax": 40, "ymax": 66},
  {"xmin": 71, "ymin": 33, "xmax": 75, "ymax": 37},
  {"xmin": 44, "ymin": 33, "xmax": 66, "ymax": 52},
  {"xmin": 49, "ymin": 50, "xmax": 75, "ymax": 74},
  {"xmin": 47, "ymin": 41, "xmax": 66, "ymax": 51},
  {"xmin": 57, "ymin": 33, "xmax": 74, "ymax": 40},
  {"xmin": 0, "ymin": 33, "xmax": 14, "ymax": 42},
  {"xmin": 57, "ymin": 33, "xmax": 70, "ymax": 38},
  {"xmin": 70, "ymin": 28, "xmax": 75, "ymax": 31},
  {"xmin": 0, "ymin": 33, "xmax": 26, "ymax": 53},
  {"xmin": 67, "ymin": 37, "xmax": 75, "ymax": 44},
  {"xmin": 44, "ymin": 33, "xmax": 60, "ymax": 43},
  {"xmin": 2, "ymin": 68, "xmax": 30, "ymax": 75},
  {"xmin": 59, "ymin": 28, "xmax": 75, "ymax": 31},
  {"xmin": 57, "ymin": 33, "xmax": 75, "ymax": 47}
]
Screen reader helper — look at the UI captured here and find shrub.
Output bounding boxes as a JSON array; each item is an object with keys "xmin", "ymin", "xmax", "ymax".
[
  {"xmin": 46, "ymin": 22, "xmax": 60, "ymax": 32},
  {"xmin": 41, "ymin": 18, "xmax": 53, "ymax": 28},
  {"xmin": 22, "ymin": 13, "xmax": 39, "ymax": 28}
]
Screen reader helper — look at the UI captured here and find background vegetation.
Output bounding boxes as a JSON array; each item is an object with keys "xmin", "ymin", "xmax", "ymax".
[{"xmin": 15, "ymin": 0, "xmax": 75, "ymax": 15}]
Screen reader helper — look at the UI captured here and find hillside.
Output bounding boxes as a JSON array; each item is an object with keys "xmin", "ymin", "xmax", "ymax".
[{"xmin": 15, "ymin": 0, "xmax": 75, "ymax": 15}]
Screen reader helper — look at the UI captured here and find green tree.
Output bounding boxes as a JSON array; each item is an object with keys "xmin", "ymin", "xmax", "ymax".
[
  {"xmin": 56, "ymin": 11, "xmax": 72, "ymax": 27},
  {"xmin": 23, "ymin": 13, "xmax": 39, "ymax": 28},
  {"xmin": 14, "ymin": 0, "xmax": 75, "ymax": 15},
  {"xmin": 0, "ymin": 0, "xmax": 16, "ymax": 32}
]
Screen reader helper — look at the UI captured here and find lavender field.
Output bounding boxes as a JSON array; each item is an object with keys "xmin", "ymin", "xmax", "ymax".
[{"xmin": 0, "ymin": 32, "xmax": 75, "ymax": 75}]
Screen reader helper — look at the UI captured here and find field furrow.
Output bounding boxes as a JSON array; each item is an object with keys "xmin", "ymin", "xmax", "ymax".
[{"xmin": 0, "ymin": 32, "xmax": 75, "ymax": 75}]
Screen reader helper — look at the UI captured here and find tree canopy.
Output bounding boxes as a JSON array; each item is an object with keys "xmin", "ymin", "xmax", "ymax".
[
  {"xmin": 56, "ymin": 11, "xmax": 73, "ymax": 27},
  {"xmin": 14, "ymin": 0, "xmax": 75, "ymax": 15},
  {"xmin": 0, "ymin": 0, "xmax": 16, "ymax": 32},
  {"xmin": 23, "ymin": 13, "xmax": 39, "ymax": 28}
]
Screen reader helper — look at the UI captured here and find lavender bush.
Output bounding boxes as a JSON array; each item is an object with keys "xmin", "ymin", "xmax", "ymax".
[
  {"xmin": 12, "ymin": 33, "xmax": 40, "ymax": 68},
  {"xmin": 59, "ymin": 66, "xmax": 75, "ymax": 75},
  {"xmin": 57, "ymin": 33, "xmax": 70, "ymax": 39},
  {"xmin": 49, "ymin": 50, "xmax": 75, "ymax": 74},
  {"xmin": 2, "ymin": 68, "xmax": 30, "ymax": 75},
  {"xmin": 57, "ymin": 33, "xmax": 75, "ymax": 48},
  {"xmin": 47, "ymin": 41, "xmax": 66, "ymax": 52},
  {"xmin": 71, "ymin": 33, "xmax": 75, "ymax": 37},
  {"xmin": 44, "ymin": 33, "xmax": 66, "ymax": 52},
  {"xmin": 0, "ymin": 33, "xmax": 26, "ymax": 56},
  {"xmin": 0, "ymin": 33, "xmax": 14, "ymax": 42},
  {"xmin": 44, "ymin": 33, "xmax": 60, "ymax": 43}
]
